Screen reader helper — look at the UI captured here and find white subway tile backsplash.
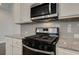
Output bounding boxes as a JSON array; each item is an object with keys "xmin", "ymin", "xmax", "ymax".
[
  {"xmin": 77, "ymin": 24, "xmax": 79, "ymax": 26},
  {"xmin": 74, "ymin": 34, "xmax": 79, "ymax": 39},
  {"xmin": 21, "ymin": 21, "xmax": 79, "ymax": 40},
  {"xmin": 67, "ymin": 27, "xmax": 72, "ymax": 33}
]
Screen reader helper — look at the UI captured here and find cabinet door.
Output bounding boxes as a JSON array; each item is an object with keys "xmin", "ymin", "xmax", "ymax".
[
  {"xmin": 13, "ymin": 4, "xmax": 21, "ymax": 23},
  {"xmin": 59, "ymin": 3, "xmax": 79, "ymax": 19},
  {"xmin": 56, "ymin": 47, "xmax": 79, "ymax": 55},
  {"xmin": 13, "ymin": 3, "xmax": 32, "ymax": 24},
  {"xmin": 12, "ymin": 39, "xmax": 22, "ymax": 55},
  {"xmin": 5, "ymin": 37, "xmax": 13, "ymax": 55},
  {"xmin": 20, "ymin": 3, "xmax": 32, "ymax": 23},
  {"xmin": 0, "ymin": 43, "xmax": 6, "ymax": 55}
]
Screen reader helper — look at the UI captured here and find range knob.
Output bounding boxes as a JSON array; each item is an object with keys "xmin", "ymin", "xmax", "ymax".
[
  {"xmin": 32, "ymin": 43, "xmax": 35, "ymax": 48},
  {"xmin": 44, "ymin": 45, "xmax": 48, "ymax": 51},
  {"xmin": 47, "ymin": 45, "xmax": 52, "ymax": 51},
  {"xmin": 26, "ymin": 42, "xmax": 29, "ymax": 46},
  {"xmin": 39, "ymin": 45, "xmax": 44, "ymax": 50},
  {"xmin": 27, "ymin": 41, "xmax": 32, "ymax": 47}
]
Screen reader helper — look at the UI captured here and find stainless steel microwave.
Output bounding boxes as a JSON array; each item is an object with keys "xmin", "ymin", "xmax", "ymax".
[{"xmin": 31, "ymin": 3, "xmax": 58, "ymax": 21}]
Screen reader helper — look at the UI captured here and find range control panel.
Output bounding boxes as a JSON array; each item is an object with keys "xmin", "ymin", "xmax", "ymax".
[{"xmin": 36, "ymin": 27, "xmax": 59, "ymax": 34}]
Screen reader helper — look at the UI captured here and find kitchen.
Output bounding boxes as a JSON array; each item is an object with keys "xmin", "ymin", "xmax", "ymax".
[{"xmin": 0, "ymin": 3, "xmax": 79, "ymax": 55}]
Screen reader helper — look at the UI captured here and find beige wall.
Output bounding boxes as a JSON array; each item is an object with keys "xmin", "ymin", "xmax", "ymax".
[{"xmin": 0, "ymin": 4, "xmax": 20, "ymax": 39}]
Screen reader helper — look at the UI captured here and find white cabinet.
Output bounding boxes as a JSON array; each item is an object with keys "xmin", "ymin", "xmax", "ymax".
[
  {"xmin": 12, "ymin": 38, "xmax": 22, "ymax": 55},
  {"xmin": 59, "ymin": 3, "xmax": 79, "ymax": 19},
  {"xmin": 13, "ymin": 4, "xmax": 21, "ymax": 23},
  {"xmin": 13, "ymin": 3, "xmax": 32, "ymax": 24},
  {"xmin": 6, "ymin": 37, "xmax": 13, "ymax": 55},
  {"xmin": 20, "ymin": 4, "xmax": 32, "ymax": 23},
  {"xmin": 56, "ymin": 47, "xmax": 79, "ymax": 55},
  {"xmin": 13, "ymin": 3, "xmax": 79, "ymax": 22},
  {"xmin": 6, "ymin": 37, "xmax": 22, "ymax": 55}
]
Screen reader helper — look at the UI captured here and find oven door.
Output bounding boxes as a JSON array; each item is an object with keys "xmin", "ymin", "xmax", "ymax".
[{"xmin": 23, "ymin": 44, "xmax": 54, "ymax": 55}]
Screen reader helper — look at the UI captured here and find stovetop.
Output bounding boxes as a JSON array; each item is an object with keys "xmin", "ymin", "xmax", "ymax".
[
  {"xmin": 24, "ymin": 34, "xmax": 58, "ymax": 44},
  {"xmin": 22, "ymin": 27, "xmax": 59, "ymax": 52}
]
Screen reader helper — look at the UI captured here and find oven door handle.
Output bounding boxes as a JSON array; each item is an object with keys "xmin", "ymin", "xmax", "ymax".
[{"xmin": 23, "ymin": 44, "xmax": 54, "ymax": 55}]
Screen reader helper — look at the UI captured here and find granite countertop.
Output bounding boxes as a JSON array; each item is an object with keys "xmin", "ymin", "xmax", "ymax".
[
  {"xmin": 0, "ymin": 38, "xmax": 6, "ymax": 43},
  {"xmin": 57, "ymin": 38, "xmax": 79, "ymax": 52},
  {"xmin": 5, "ymin": 34, "xmax": 25, "ymax": 39},
  {"xmin": 5, "ymin": 34, "xmax": 35, "ymax": 39},
  {"xmin": 5, "ymin": 34, "xmax": 79, "ymax": 52}
]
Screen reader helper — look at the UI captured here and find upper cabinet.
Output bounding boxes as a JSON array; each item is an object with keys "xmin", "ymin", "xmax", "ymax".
[
  {"xmin": 13, "ymin": 3, "xmax": 79, "ymax": 24},
  {"xmin": 13, "ymin": 3, "xmax": 32, "ymax": 24},
  {"xmin": 59, "ymin": 3, "xmax": 79, "ymax": 19}
]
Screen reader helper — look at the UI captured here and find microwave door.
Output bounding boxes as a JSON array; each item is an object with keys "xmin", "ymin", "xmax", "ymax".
[{"xmin": 31, "ymin": 3, "xmax": 49, "ymax": 18}]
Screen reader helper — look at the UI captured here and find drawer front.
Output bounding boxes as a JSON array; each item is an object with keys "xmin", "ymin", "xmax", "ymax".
[
  {"xmin": 13, "ymin": 46, "xmax": 22, "ymax": 55},
  {"xmin": 13, "ymin": 39, "xmax": 22, "ymax": 55},
  {"xmin": 0, "ymin": 43, "xmax": 6, "ymax": 55},
  {"xmin": 6, "ymin": 37, "xmax": 13, "ymax": 55}
]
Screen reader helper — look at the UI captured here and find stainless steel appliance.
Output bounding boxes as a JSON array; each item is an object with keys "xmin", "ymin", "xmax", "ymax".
[
  {"xmin": 22, "ymin": 27, "xmax": 59, "ymax": 55},
  {"xmin": 31, "ymin": 3, "xmax": 58, "ymax": 21}
]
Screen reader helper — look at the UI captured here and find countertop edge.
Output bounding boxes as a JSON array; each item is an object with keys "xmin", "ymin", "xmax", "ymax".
[{"xmin": 57, "ymin": 45, "xmax": 79, "ymax": 52}]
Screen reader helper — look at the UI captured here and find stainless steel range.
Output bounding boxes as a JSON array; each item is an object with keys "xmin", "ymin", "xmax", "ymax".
[{"xmin": 22, "ymin": 27, "xmax": 59, "ymax": 55}]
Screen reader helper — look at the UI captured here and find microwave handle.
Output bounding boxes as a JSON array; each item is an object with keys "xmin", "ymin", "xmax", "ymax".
[{"xmin": 49, "ymin": 3, "xmax": 51, "ymax": 14}]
